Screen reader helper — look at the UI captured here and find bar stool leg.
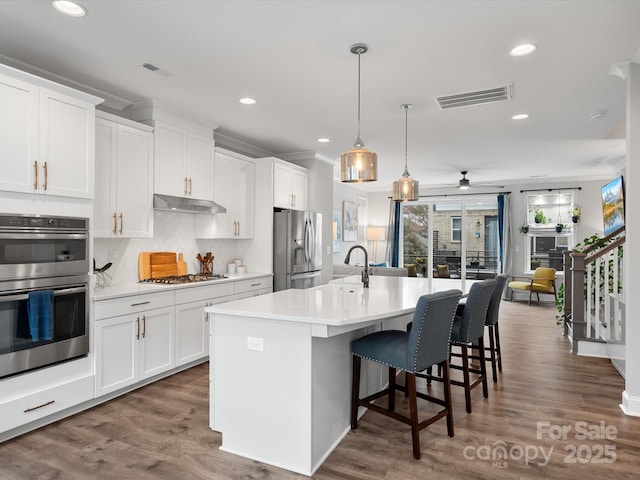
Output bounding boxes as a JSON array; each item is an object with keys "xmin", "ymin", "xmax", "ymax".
[
  {"xmin": 441, "ymin": 360, "xmax": 454, "ymax": 437},
  {"xmin": 461, "ymin": 345, "xmax": 472, "ymax": 413},
  {"xmin": 388, "ymin": 367, "xmax": 396, "ymax": 412},
  {"xmin": 406, "ymin": 372, "xmax": 421, "ymax": 459},
  {"xmin": 351, "ymin": 356, "xmax": 361, "ymax": 429},
  {"xmin": 478, "ymin": 337, "xmax": 489, "ymax": 398},
  {"xmin": 495, "ymin": 323, "xmax": 503, "ymax": 372},
  {"xmin": 488, "ymin": 326, "xmax": 498, "ymax": 382}
]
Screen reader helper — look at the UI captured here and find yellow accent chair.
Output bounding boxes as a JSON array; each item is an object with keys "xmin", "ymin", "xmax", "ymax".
[{"xmin": 508, "ymin": 267, "xmax": 557, "ymax": 305}]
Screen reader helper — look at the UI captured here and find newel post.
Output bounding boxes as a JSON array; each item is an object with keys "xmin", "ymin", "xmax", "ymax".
[
  {"xmin": 562, "ymin": 249, "xmax": 573, "ymax": 336},
  {"xmin": 569, "ymin": 252, "xmax": 587, "ymax": 351}
]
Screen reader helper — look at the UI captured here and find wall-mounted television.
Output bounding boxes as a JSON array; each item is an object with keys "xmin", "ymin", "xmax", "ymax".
[{"xmin": 601, "ymin": 175, "xmax": 625, "ymax": 236}]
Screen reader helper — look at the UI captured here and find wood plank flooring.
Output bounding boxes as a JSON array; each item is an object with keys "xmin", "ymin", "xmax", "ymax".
[{"xmin": 1, "ymin": 301, "xmax": 639, "ymax": 479}]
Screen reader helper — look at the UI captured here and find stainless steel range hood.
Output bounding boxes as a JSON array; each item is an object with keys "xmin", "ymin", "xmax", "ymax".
[{"xmin": 153, "ymin": 194, "xmax": 226, "ymax": 214}]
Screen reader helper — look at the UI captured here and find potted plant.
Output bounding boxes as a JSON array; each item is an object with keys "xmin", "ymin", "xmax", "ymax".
[
  {"xmin": 534, "ymin": 207, "xmax": 546, "ymax": 224},
  {"xmin": 519, "ymin": 225, "xmax": 529, "ymax": 234},
  {"xmin": 570, "ymin": 205, "xmax": 581, "ymax": 224},
  {"xmin": 555, "ymin": 223, "xmax": 564, "ymax": 233}
]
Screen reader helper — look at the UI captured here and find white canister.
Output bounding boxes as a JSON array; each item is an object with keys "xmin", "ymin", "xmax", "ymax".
[
  {"xmin": 237, "ymin": 266, "xmax": 246, "ymax": 274},
  {"xmin": 234, "ymin": 259, "xmax": 243, "ymax": 267},
  {"xmin": 227, "ymin": 263, "xmax": 236, "ymax": 274}
]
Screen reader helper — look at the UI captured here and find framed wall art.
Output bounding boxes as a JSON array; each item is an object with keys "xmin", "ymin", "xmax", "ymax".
[{"xmin": 343, "ymin": 201, "xmax": 357, "ymax": 242}]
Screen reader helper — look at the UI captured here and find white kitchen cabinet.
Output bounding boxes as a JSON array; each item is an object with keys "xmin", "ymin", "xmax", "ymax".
[
  {"xmin": 94, "ymin": 112, "xmax": 153, "ymax": 238},
  {"xmin": 174, "ymin": 282, "xmax": 235, "ymax": 366},
  {"xmin": 0, "ymin": 68, "xmax": 98, "ymax": 199},
  {"xmin": 273, "ymin": 161, "xmax": 308, "ymax": 211},
  {"xmin": 153, "ymin": 121, "xmax": 214, "ymax": 201},
  {"xmin": 94, "ymin": 292, "xmax": 175, "ymax": 397},
  {"xmin": 196, "ymin": 148, "xmax": 254, "ymax": 239},
  {"xmin": 232, "ymin": 276, "xmax": 273, "ymax": 300}
]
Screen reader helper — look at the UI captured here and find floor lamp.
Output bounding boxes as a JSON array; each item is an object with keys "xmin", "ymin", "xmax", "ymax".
[{"xmin": 366, "ymin": 226, "xmax": 386, "ymax": 264}]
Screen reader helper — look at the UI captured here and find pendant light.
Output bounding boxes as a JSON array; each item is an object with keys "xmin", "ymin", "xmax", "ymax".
[
  {"xmin": 341, "ymin": 43, "xmax": 378, "ymax": 182},
  {"xmin": 392, "ymin": 104, "xmax": 419, "ymax": 201}
]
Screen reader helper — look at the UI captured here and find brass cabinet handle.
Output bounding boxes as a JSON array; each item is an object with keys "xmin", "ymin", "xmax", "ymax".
[
  {"xmin": 136, "ymin": 317, "xmax": 140, "ymax": 340},
  {"xmin": 43, "ymin": 161, "xmax": 48, "ymax": 190},
  {"xmin": 119, "ymin": 213, "xmax": 123, "ymax": 235},
  {"xmin": 33, "ymin": 161, "xmax": 38, "ymax": 190},
  {"xmin": 188, "ymin": 177, "xmax": 192, "ymax": 196},
  {"xmin": 113, "ymin": 213, "xmax": 117, "ymax": 235},
  {"xmin": 184, "ymin": 177, "xmax": 188, "ymax": 195},
  {"xmin": 141, "ymin": 315, "xmax": 146, "ymax": 339}
]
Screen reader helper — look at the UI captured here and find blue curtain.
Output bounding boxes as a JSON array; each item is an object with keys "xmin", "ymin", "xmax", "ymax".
[
  {"xmin": 497, "ymin": 194, "xmax": 505, "ymax": 270},
  {"xmin": 391, "ymin": 200, "xmax": 401, "ymax": 267}
]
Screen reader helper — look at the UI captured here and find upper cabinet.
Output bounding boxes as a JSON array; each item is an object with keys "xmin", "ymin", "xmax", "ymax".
[
  {"xmin": 196, "ymin": 148, "xmax": 255, "ymax": 239},
  {"xmin": 94, "ymin": 112, "xmax": 154, "ymax": 238},
  {"xmin": 273, "ymin": 161, "xmax": 308, "ymax": 211},
  {"xmin": 130, "ymin": 102, "xmax": 215, "ymax": 202},
  {"xmin": 153, "ymin": 122, "xmax": 214, "ymax": 201},
  {"xmin": 0, "ymin": 66, "xmax": 101, "ymax": 199}
]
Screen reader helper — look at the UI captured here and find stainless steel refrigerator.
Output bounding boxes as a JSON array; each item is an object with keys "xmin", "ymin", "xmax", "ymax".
[{"xmin": 273, "ymin": 209, "xmax": 322, "ymax": 291}]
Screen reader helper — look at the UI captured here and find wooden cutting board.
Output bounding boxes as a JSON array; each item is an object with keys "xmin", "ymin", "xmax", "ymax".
[
  {"xmin": 150, "ymin": 252, "xmax": 178, "ymax": 278},
  {"xmin": 138, "ymin": 252, "xmax": 184, "ymax": 280}
]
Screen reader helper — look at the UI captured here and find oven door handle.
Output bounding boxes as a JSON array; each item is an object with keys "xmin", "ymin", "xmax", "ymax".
[
  {"xmin": 0, "ymin": 232, "xmax": 88, "ymax": 240},
  {"xmin": 0, "ymin": 286, "xmax": 87, "ymax": 302}
]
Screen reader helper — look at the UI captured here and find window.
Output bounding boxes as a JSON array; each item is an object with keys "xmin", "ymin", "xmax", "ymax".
[
  {"xmin": 401, "ymin": 198, "xmax": 499, "ymax": 285},
  {"xmin": 451, "ymin": 217, "xmax": 461, "ymax": 242},
  {"xmin": 524, "ymin": 191, "xmax": 577, "ymax": 273}
]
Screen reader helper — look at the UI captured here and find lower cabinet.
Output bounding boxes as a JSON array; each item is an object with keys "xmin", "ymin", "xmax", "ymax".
[
  {"xmin": 94, "ymin": 306, "xmax": 174, "ymax": 397},
  {"xmin": 0, "ymin": 375, "xmax": 93, "ymax": 434},
  {"xmin": 175, "ymin": 283, "xmax": 234, "ymax": 367}
]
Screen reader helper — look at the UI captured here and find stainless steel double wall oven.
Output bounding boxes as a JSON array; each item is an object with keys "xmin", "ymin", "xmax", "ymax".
[{"xmin": 0, "ymin": 214, "xmax": 90, "ymax": 378}]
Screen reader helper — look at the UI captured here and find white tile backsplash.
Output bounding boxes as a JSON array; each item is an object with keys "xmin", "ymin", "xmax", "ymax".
[{"xmin": 94, "ymin": 211, "xmax": 238, "ymax": 284}]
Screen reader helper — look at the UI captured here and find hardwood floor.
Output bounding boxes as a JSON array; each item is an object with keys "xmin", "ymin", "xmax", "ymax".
[{"xmin": 1, "ymin": 301, "xmax": 639, "ymax": 479}]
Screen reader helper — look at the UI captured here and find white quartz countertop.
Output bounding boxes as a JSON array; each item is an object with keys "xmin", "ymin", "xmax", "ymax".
[
  {"xmin": 93, "ymin": 272, "xmax": 272, "ymax": 301},
  {"xmin": 207, "ymin": 275, "xmax": 464, "ymax": 326}
]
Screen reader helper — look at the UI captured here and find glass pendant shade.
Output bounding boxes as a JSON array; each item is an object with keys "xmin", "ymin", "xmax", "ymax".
[
  {"xmin": 341, "ymin": 146, "xmax": 378, "ymax": 182},
  {"xmin": 341, "ymin": 43, "xmax": 377, "ymax": 183},
  {"xmin": 392, "ymin": 172, "xmax": 419, "ymax": 202}
]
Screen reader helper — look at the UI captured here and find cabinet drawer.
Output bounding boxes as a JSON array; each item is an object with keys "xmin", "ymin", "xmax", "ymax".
[
  {"xmin": 0, "ymin": 375, "xmax": 93, "ymax": 433},
  {"xmin": 175, "ymin": 282, "xmax": 235, "ymax": 305},
  {"xmin": 234, "ymin": 277, "xmax": 272, "ymax": 294},
  {"xmin": 94, "ymin": 291, "xmax": 174, "ymax": 320}
]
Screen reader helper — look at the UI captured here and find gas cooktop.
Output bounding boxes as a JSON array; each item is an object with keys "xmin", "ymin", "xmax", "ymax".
[{"xmin": 141, "ymin": 274, "xmax": 228, "ymax": 284}]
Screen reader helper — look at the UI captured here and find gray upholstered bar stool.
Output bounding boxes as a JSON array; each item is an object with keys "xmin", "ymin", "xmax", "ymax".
[
  {"xmin": 448, "ymin": 279, "xmax": 495, "ymax": 413},
  {"xmin": 484, "ymin": 274, "xmax": 508, "ymax": 382},
  {"xmin": 350, "ymin": 289, "xmax": 462, "ymax": 459}
]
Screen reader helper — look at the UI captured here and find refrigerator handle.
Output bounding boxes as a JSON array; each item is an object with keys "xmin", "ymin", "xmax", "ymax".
[{"xmin": 304, "ymin": 217, "xmax": 311, "ymax": 264}]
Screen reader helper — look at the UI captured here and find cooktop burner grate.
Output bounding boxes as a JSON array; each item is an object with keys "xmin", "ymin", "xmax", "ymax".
[{"xmin": 141, "ymin": 274, "xmax": 228, "ymax": 284}]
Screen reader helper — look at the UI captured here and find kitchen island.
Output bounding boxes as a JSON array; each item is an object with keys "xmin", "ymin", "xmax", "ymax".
[{"xmin": 206, "ymin": 275, "xmax": 469, "ymax": 476}]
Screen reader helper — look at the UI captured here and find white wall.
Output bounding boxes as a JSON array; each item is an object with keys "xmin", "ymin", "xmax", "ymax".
[{"xmin": 94, "ymin": 211, "xmax": 241, "ymax": 284}]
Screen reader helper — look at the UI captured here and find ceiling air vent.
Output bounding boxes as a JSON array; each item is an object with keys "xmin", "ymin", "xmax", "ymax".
[{"xmin": 435, "ymin": 84, "xmax": 512, "ymax": 110}]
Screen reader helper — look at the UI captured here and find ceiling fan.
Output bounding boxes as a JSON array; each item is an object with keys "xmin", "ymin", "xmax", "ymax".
[{"xmin": 455, "ymin": 171, "xmax": 504, "ymax": 190}]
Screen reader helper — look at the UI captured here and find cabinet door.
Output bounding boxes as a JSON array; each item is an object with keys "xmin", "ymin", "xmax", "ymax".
[
  {"xmin": 94, "ymin": 118, "xmax": 118, "ymax": 237},
  {"xmin": 139, "ymin": 307, "xmax": 175, "ymax": 380},
  {"xmin": 95, "ymin": 315, "xmax": 138, "ymax": 397},
  {"xmin": 0, "ymin": 73, "xmax": 38, "ymax": 194},
  {"xmin": 291, "ymin": 169, "xmax": 308, "ymax": 211},
  {"xmin": 175, "ymin": 301, "xmax": 208, "ymax": 366},
  {"xmin": 187, "ymin": 132, "xmax": 214, "ymax": 200},
  {"xmin": 39, "ymin": 88, "xmax": 94, "ymax": 198},
  {"xmin": 116, "ymin": 124, "xmax": 153, "ymax": 237},
  {"xmin": 235, "ymin": 158, "xmax": 255, "ymax": 238},
  {"xmin": 212, "ymin": 153, "xmax": 236, "ymax": 237},
  {"xmin": 273, "ymin": 163, "xmax": 292, "ymax": 208},
  {"xmin": 154, "ymin": 122, "xmax": 186, "ymax": 197}
]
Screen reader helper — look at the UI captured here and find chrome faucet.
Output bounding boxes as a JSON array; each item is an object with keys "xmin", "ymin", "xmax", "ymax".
[{"xmin": 344, "ymin": 245, "xmax": 370, "ymax": 288}]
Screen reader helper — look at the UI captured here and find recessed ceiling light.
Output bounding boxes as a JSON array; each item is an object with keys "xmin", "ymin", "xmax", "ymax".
[
  {"xmin": 510, "ymin": 44, "xmax": 537, "ymax": 57},
  {"xmin": 512, "ymin": 113, "xmax": 530, "ymax": 120},
  {"xmin": 238, "ymin": 98, "xmax": 256, "ymax": 105},
  {"xmin": 317, "ymin": 138, "xmax": 331, "ymax": 143},
  {"xmin": 52, "ymin": 1, "xmax": 87, "ymax": 17}
]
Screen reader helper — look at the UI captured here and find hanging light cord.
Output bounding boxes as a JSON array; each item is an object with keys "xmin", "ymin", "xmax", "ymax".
[
  {"xmin": 403, "ymin": 105, "xmax": 409, "ymax": 176},
  {"xmin": 353, "ymin": 45, "xmax": 366, "ymax": 148}
]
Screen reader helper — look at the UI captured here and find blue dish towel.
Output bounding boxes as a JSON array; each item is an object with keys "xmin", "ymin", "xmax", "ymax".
[{"xmin": 28, "ymin": 290, "xmax": 54, "ymax": 341}]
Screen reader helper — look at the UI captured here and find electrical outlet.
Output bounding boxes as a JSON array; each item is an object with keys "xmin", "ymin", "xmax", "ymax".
[
  {"xmin": 326, "ymin": 246, "xmax": 331, "ymax": 255},
  {"xmin": 247, "ymin": 337, "xmax": 264, "ymax": 352}
]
